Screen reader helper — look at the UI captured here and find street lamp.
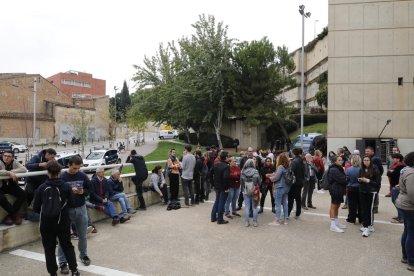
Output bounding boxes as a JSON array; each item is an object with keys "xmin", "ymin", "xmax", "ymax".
[
  {"xmin": 299, "ymin": 4, "xmax": 311, "ymax": 148},
  {"xmin": 114, "ymin": 86, "xmax": 118, "ymax": 145}
]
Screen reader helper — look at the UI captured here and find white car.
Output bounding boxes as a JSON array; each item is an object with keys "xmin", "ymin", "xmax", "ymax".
[
  {"xmin": 159, "ymin": 130, "xmax": 178, "ymax": 140},
  {"xmin": 10, "ymin": 142, "xmax": 28, "ymax": 153},
  {"xmin": 83, "ymin": 149, "xmax": 120, "ymax": 172}
]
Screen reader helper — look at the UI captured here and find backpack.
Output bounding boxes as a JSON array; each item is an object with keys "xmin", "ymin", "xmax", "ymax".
[
  {"xmin": 321, "ymin": 168, "xmax": 331, "ymax": 190},
  {"xmin": 244, "ymin": 176, "xmax": 255, "ymax": 196},
  {"xmin": 163, "ymin": 162, "xmax": 170, "ymax": 178},
  {"xmin": 41, "ymin": 186, "xmax": 66, "ymax": 221},
  {"xmin": 285, "ymin": 168, "xmax": 296, "ymax": 186}
]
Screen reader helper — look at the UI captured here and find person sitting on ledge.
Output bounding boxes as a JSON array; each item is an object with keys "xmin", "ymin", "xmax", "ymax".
[
  {"xmin": 149, "ymin": 166, "xmax": 168, "ymax": 205},
  {"xmin": 89, "ymin": 167, "xmax": 123, "ymax": 225},
  {"xmin": 108, "ymin": 169, "xmax": 136, "ymax": 217},
  {"xmin": 0, "ymin": 150, "xmax": 27, "ymax": 226}
]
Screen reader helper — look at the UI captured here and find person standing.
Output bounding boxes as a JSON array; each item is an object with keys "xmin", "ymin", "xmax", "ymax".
[
  {"xmin": 194, "ymin": 150, "xmax": 207, "ymax": 204},
  {"xmin": 181, "ymin": 145, "xmax": 196, "ymax": 207},
  {"xmin": 359, "ymin": 155, "xmax": 381, "ymax": 237},
  {"xmin": 224, "ymin": 157, "xmax": 241, "ymax": 218},
  {"xmin": 241, "ymin": 159, "xmax": 260, "ymax": 227},
  {"xmin": 57, "ymin": 155, "xmax": 91, "ymax": 274},
  {"xmin": 126, "ymin": 149, "xmax": 148, "ymax": 211},
  {"xmin": 259, "ymin": 157, "xmax": 275, "ymax": 214},
  {"xmin": 211, "ymin": 151, "xmax": 230, "ymax": 225},
  {"xmin": 365, "ymin": 146, "xmax": 383, "ymax": 213},
  {"xmin": 313, "ymin": 150, "xmax": 325, "ymax": 193},
  {"xmin": 0, "ymin": 150, "xmax": 27, "ymax": 225},
  {"xmin": 167, "ymin": 149, "xmax": 181, "ymax": 203},
  {"xmin": 387, "ymin": 153, "xmax": 406, "ymax": 223},
  {"xmin": 345, "ymin": 154, "xmax": 362, "ymax": 224},
  {"xmin": 236, "ymin": 147, "xmax": 254, "ymax": 211},
  {"xmin": 328, "ymin": 156, "xmax": 348, "ymax": 233},
  {"xmin": 396, "ymin": 152, "xmax": 414, "ymax": 271},
  {"xmin": 288, "ymin": 148, "xmax": 305, "ymax": 219},
  {"xmin": 33, "ymin": 160, "xmax": 80, "ymax": 276},
  {"xmin": 302, "ymin": 153, "xmax": 318, "ymax": 209}
]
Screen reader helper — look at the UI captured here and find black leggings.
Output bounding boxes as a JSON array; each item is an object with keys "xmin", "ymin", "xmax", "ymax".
[
  {"xmin": 169, "ymin": 173, "xmax": 180, "ymax": 201},
  {"xmin": 260, "ymin": 184, "xmax": 275, "ymax": 208}
]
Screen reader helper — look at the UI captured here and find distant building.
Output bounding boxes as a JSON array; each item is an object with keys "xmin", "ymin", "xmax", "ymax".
[
  {"xmin": 47, "ymin": 70, "xmax": 106, "ymax": 98},
  {"xmin": 0, "ymin": 73, "xmax": 110, "ymax": 145},
  {"xmin": 284, "ymin": 28, "xmax": 328, "ymax": 111},
  {"xmin": 328, "ymin": 0, "xmax": 414, "ymax": 158}
]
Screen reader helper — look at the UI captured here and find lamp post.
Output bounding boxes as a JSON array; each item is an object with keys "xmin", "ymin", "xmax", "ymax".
[
  {"xmin": 378, "ymin": 119, "xmax": 392, "ymax": 139},
  {"xmin": 299, "ymin": 5, "xmax": 311, "ymax": 148},
  {"xmin": 114, "ymin": 86, "xmax": 118, "ymax": 146},
  {"xmin": 314, "ymin": 19, "xmax": 319, "ymax": 39},
  {"xmin": 33, "ymin": 77, "xmax": 37, "ymax": 150}
]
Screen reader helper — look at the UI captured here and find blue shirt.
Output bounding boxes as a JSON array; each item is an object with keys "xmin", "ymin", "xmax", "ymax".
[
  {"xmin": 345, "ymin": 166, "xmax": 361, "ymax": 190},
  {"xmin": 61, "ymin": 171, "xmax": 91, "ymax": 208}
]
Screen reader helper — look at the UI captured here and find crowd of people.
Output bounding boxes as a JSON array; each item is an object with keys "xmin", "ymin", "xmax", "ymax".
[{"xmin": 0, "ymin": 140, "xmax": 413, "ymax": 273}]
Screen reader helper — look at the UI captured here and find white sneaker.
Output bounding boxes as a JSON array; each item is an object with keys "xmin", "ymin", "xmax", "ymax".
[
  {"xmin": 368, "ymin": 226, "xmax": 375, "ymax": 232},
  {"xmin": 317, "ymin": 190, "xmax": 325, "ymax": 194},
  {"xmin": 245, "ymin": 222, "xmax": 249, "ymax": 227},
  {"xmin": 330, "ymin": 225, "xmax": 344, "ymax": 233},
  {"xmin": 362, "ymin": 228, "xmax": 370, "ymax": 237},
  {"xmin": 336, "ymin": 223, "xmax": 347, "ymax": 229}
]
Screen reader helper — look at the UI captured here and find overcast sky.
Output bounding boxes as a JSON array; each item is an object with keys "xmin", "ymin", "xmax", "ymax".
[{"xmin": 0, "ymin": 0, "xmax": 327, "ymax": 97}]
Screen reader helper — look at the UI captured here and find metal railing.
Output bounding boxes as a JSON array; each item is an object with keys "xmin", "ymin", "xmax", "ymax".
[{"xmin": 0, "ymin": 160, "xmax": 167, "ymax": 180}]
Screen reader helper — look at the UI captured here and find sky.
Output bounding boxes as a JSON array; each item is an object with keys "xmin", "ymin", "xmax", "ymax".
[{"xmin": 0, "ymin": 0, "xmax": 328, "ymax": 97}]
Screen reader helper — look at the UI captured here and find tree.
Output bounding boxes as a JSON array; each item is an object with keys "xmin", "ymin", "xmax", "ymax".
[
  {"xmin": 71, "ymin": 108, "xmax": 91, "ymax": 157},
  {"xmin": 119, "ymin": 80, "xmax": 131, "ymax": 120},
  {"xmin": 315, "ymin": 71, "xmax": 328, "ymax": 108}
]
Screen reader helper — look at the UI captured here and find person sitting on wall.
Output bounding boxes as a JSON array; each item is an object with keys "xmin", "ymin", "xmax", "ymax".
[
  {"xmin": 0, "ymin": 150, "xmax": 27, "ymax": 225},
  {"xmin": 108, "ymin": 169, "xmax": 136, "ymax": 218},
  {"xmin": 149, "ymin": 166, "xmax": 169, "ymax": 204},
  {"xmin": 89, "ymin": 167, "xmax": 123, "ymax": 225}
]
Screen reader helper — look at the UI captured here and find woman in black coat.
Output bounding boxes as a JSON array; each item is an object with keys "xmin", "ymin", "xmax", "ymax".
[{"xmin": 328, "ymin": 155, "xmax": 348, "ymax": 233}]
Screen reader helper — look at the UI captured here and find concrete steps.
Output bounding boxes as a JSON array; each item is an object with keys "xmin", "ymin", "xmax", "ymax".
[{"xmin": 0, "ymin": 174, "xmax": 182, "ymax": 252}]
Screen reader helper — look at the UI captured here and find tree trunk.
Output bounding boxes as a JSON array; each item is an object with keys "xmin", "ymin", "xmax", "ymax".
[
  {"xmin": 185, "ymin": 129, "xmax": 191, "ymax": 143},
  {"xmin": 277, "ymin": 120, "xmax": 289, "ymax": 139}
]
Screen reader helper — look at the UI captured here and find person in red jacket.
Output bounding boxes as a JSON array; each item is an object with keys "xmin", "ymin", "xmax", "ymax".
[
  {"xmin": 313, "ymin": 150, "xmax": 325, "ymax": 193},
  {"xmin": 224, "ymin": 157, "xmax": 241, "ymax": 218}
]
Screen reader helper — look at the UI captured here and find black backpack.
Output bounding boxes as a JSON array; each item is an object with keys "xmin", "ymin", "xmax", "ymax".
[
  {"xmin": 285, "ymin": 168, "xmax": 296, "ymax": 186},
  {"xmin": 41, "ymin": 186, "xmax": 66, "ymax": 221},
  {"xmin": 321, "ymin": 168, "xmax": 331, "ymax": 190}
]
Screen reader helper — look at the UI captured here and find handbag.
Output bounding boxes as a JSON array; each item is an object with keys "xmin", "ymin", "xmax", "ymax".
[{"xmin": 253, "ymin": 185, "xmax": 260, "ymax": 208}]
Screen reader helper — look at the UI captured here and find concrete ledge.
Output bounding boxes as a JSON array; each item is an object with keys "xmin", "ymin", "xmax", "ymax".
[{"xmin": 0, "ymin": 174, "xmax": 182, "ymax": 252}]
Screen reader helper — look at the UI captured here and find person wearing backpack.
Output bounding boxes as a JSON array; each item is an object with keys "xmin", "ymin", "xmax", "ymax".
[
  {"xmin": 269, "ymin": 153, "xmax": 291, "ymax": 225},
  {"xmin": 33, "ymin": 160, "xmax": 80, "ymax": 276},
  {"xmin": 345, "ymin": 154, "xmax": 362, "ymax": 224},
  {"xmin": 126, "ymin": 149, "xmax": 149, "ymax": 211},
  {"xmin": 241, "ymin": 159, "xmax": 260, "ymax": 227},
  {"xmin": 328, "ymin": 155, "xmax": 348, "ymax": 233}
]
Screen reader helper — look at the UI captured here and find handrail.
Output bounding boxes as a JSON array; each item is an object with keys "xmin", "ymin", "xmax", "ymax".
[{"xmin": 0, "ymin": 160, "xmax": 168, "ymax": 180}]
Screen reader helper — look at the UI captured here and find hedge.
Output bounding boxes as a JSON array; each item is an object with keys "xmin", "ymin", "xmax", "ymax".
[
  {"xmin": 290, "ymin": 114, "xmax": 327, "ymax": 126},
  {"xmin": 178, "ymin": 132, "xmax": 236, "ymax": 148}
]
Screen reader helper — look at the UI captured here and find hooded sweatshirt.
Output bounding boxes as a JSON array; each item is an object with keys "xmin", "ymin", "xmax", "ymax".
[
  {"xmin": 240, "ymin": 167, "xmax": 260, "ymax": 195},
  {"xmin": 33, "ymin": 178, "xmax": 72, "ymax": 218},
  {"xmin": 396, "ymin": 166, "xmax": 414, "ymax": 211},
  {"xmin": 26, "ymin": 150, "xmax": 49, "ymax": 187}
]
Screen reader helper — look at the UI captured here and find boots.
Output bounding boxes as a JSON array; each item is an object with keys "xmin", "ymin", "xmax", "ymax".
[
  {"xmin": 258, "ymin": 206, "xmax": 264, "ymax": 214},
  {"xmin": 137, "ymin": 196, "xmax": 146, "ymax": 210}
]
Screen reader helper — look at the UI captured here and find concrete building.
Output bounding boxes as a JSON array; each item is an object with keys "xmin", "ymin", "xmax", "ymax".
[
  {"xmin": 284, "ymin": 28, "xmax": 328, "ymax": 111},
  {"xmin": 328, "ymin": 0, "xmax": 414, "ymax": 158},
  {"xmin": 0, "ymin": 73, "xmax": 110, "ymax": 145},
  {"xmin": 47, "ymin": 70, "xmax": 106, "ymax": 98}
]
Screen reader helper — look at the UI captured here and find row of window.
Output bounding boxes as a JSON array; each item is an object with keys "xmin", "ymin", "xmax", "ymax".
[{"xmin": 62, "ymin": 79, "xmax": 91, "ymax": 88}]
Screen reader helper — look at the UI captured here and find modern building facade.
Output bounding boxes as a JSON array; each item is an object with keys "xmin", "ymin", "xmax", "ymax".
[
  {"xmin": 47, "ymin": 70, "xmax": 106, "ymax": 98},
  {"xmin": 0, "ymin": 73, "xmax": 110, "ymax": 145},
  {"xmin": 328, "ymin": 0, "xmax": 414, "ymax": 158}
]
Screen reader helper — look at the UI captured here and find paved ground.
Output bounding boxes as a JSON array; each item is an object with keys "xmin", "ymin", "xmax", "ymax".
[{"xmin": 0, "ymin": 174, "xmax": 411, "ymax": 276}]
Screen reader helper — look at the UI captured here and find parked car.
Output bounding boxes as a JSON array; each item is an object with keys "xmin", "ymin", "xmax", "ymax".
[
  {"xmin": 55, "ymin": 151, "xmax": 82, "ymax": 168},
  {"xmin": 0, "ymin": 141, "xmax": 13, "ymax": 153},
  {"xmin": 57, "ymin": 139, "xmax": 66, "ymax": 146},
  {"xmin": 10, "ymin": 142, "xmax": 28, "ymax": 153},
  {"xmin": 83, "ymin": 149, "xmax": 121, "ymax": 172},
  {"xmin": 159, "ymin": 130, "xmax": 178, "ymax": 140},
  {"xmin": 291, "ymin": 133, "xmax": 326, "ymax": 155}
]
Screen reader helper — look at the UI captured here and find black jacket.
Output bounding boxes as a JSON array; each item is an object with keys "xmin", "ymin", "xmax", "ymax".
[
  {"xmin": 107, "ymin": 176, "xmax": 124, "ymax": 194},
  {"xmin": 213, "ymin": 160, "xmax": 230, "ymax": 191},
  {"xmin": 26, "ymin": 150, "xmax": 49, "ymax": 187},
  {"xmin": 291, "ymin": 156, "xmax": 305, "ymax": 185},
  {"xmin": 126, "ymin": 154, "xmax": 148, "ymax": 183},
  {"xmin": 33, "ymin": 178, "xmax": 72, "ymax": 218},
  {"xmin": 359, "ymin": 166, "xmax": 381, "ymax": 193},
  {"xmin": 328, "ymin": 164, "xmax": 347, "ymax": 194},
  {"xmin": 89, "ymin": 176, "xmax": 112, "ymax": 204}
]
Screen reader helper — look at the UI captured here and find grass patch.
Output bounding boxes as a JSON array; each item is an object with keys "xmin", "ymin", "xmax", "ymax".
[{"xmin": 289, "ymin": 122, "xmax": 327, "ymax": 140}]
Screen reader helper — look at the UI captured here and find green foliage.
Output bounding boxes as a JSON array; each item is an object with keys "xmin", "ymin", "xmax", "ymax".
[
  {"xmin": 289, "ymin": 114, "xmax": 327, "ymax": 126},
  {"xmin": 289, "ymin": 123, "xmax": 327, "ymax": 140},
  {"xmin": 178, "ymin": 132, "xmax": 236, "ymax": 148},
  {"xmin": 266, "ymin": 119, "xmax": 298, "ymax": 142},
  {"xmin": 305, "ymin": 27, "xmax": 328, "ymax": 52},
  {"xmin": 316, "ymin": 71, "xmax": 328, "ymax": 108},
  {"xmin": 70, "ymin": 108, "xmax": 91, "ymax": 157}
]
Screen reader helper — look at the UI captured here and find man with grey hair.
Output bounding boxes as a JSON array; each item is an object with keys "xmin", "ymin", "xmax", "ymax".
[
  {"xmin": 89, "ymin": 167, "xmax": 122, "ymax": 225},
  {"xmin": 108, "ymin": 169, "xmax": 136, "ymax": 218}
]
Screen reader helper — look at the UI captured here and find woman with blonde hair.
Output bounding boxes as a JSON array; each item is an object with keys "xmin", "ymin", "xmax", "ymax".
[
  {"xmin": 345, "ymin": 154, "xmax": 362, "ymax": 224},
  {"xmin": 240, "ymin": 159, "xmax": 260, "ymax": 227},
  {"xmin": 269, "ymin": 153, "xmax": 291, "ymax": 225}
]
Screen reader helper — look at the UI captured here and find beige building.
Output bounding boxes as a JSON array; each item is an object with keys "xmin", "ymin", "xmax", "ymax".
[
  {"xmin": 0, "ymin": 73, "xmax": 110, "ymax": 145},
  {"xmin": 328, "ymin": 0, "xmax": 414, "ymax": 158},
  {"xmin": 284, "ymin": 29, "xmax": 328, "ymax": 111}
]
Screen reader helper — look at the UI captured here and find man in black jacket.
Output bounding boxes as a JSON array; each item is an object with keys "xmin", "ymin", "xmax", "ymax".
[
  {"xmin": 210, "ymin": 151, "xmax": 230, "ymax": 225},
  {"xmin": 365, "ymin": 146, "xmax": 384, "ymax": 213},
  {"xmin": 33, "ymin": 160, "xmax": 80, "ymax": 276},
  {"xmin": 126, "ymin": 149, "xmax": 148, "ymax": 210},
  {"xmin": 288, "ymin": 148, "xmax": 305, "ymax": 219}
]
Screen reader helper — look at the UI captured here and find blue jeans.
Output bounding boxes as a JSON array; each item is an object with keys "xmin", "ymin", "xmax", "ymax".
[
  {"xmin": 101, "ymin": 201, "xmax": 119, "ymax": 218},
  {"xmin": 211, "ymin": 190, "xmax": 228, "ymax": 222},
  {"xmin": 244, "ymin": 194, "xmax": 258, "ymax": 223},
  {"xmin": 110, "ymin": 193, "xmax": 131, "ymax": 217},
  {"xmin": 181, "ymin": 178, "xmax": 194, "ymax": 205},
  {"xmin": 58, "ymin": 204, "xmax": 88, "ymax": 261},
  {"xmin": 391, "ymin": 187, "xmax": 404, "ymax": 221},
  {"xmin": 224, "ymin": 187, "xmax": 240, "ymax": 214},
  {"xmin": 401, "ymin": 209, "xmax": 414, "ymax": 265},
  {"xmin": 275, "ymin": 187, "xmax": 289, "ymax": 221}
]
